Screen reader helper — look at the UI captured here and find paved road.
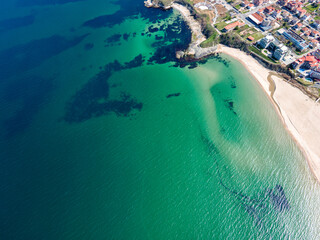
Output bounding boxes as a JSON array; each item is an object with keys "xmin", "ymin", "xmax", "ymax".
[{"xmin": 216, "ymin": 0, "xmax": 277, "ymax": 27}]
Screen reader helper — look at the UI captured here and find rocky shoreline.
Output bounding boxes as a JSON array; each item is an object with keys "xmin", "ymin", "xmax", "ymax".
[{"xmin": 144, "ymin": 0, "xmax": 217, "ymax": 60}]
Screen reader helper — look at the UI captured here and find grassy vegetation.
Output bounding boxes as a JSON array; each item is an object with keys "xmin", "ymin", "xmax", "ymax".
[
  {"xmin": 314, "ymin": 15, "xmax": 320, "ymax": 21},
  {"xmin": 181, "ymin": 0, "xmax": 193, "ymax": 6},
  {"xmin": 215, "ymin": 22, "xmax": 228, "ymax": 31},
  {"xmin": 238, "ymin": 26, "xmax": 264, "ymax": 41},
  {"xmin": 158, "ymin": 0, "xmax": 194, "ymax": 7},
  {"xmin": 235, "ymin": 24, "xmax": 250, "ymax": 33},
  {"xmin": 235, "ymin": 4, "xmax": 241, "ymax": 10},
  {"xmin": 304, "ymin": 3, "xmax": 319, "ymax": 13},
  {"xmin": 296, "ymin": 77, "xmax": 313, "ymax": 86},
  {"xmin": 218, "ymin": 12, "xmax": 232, "ymax": 22},
  {"xmin": 248, "ymin": 46, "xmax": 278, "ymax": 63},
  {"xmin": 200, "ymin": 30, "xmax": 219, "ymax": 48},
  {"xmin": 158, "ymin": 0, "xmax": 173, "ymax": 7},
  {"xmin": 250, "ymin": 32, "xmax": 264, "ymax": 41}
]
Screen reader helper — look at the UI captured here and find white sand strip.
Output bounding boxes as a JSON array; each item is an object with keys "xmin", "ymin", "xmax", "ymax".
[{"xmin": 217, "ymin": 45, "xmax": 320, "ymax": 183}]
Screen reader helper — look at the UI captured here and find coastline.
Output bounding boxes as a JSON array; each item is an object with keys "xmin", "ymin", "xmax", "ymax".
[
  {"xmin": 217, "ymin": 45, "xmax": 320, "ymax": 183},
  {"xmin": 145, "ymin": 1, "xmax": 217, "ymax": 59},
  {"xmin": 144, "ymin": 1, "xmax": 320, "ymax": 183},
  {"xmin": 171, "ymin": 3, "xmax": 217, "ymax": 59}
]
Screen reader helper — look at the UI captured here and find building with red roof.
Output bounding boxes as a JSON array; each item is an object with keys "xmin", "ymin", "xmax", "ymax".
[
  {"xmin": 223, "ymin": 21, "xmax": 245, "ymax": 32},
  {"xmin": 297, "ymin": 7, "xmax": 307, "ymax": 17},
  {"xmin": 248, "ymin": 12, "xmax": 264, "ymax": 25},
  {"xmin": 299, "ymin": 54, "xmax": 319, "ymax": 69}
]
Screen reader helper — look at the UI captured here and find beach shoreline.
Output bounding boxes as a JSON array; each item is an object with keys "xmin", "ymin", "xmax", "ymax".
[
  {"xmin": 217, "ymin": 45, "xmax": 320, "ymax": 183},
  {"xmin": 145, "ymin": 1, "xmax": 320, "ymax": 183}
]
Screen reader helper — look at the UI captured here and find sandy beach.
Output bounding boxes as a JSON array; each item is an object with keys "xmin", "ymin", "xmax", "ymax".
[
  {"xmin": 150, "ymin": 1, "xmax": 320, "ymax": 182},
  {"xmin": 217, "ymin": 45, "xmax": 320, "ymax": 183}
]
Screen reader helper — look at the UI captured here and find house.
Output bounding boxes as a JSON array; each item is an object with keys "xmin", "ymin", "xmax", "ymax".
[
  {"xmin": 301, "ymin": 54, "xmax": 319, "ymax": 69},
  {"xmin": 271, "ymin": 10, "xmax": 281, "ymax": 18},
  {"xmin": 301, "ymin": 27, "xmax": 312, "ymax": 36},
  {"xmin": 297, "ymin": 7, "xmax": 307, "ymax": 17},
  {"xmin": 286, "ymin": 1, "xmax": 303, "ymax": 12},
  {"xmin": 292, "ymin": 54, "xmax": 319, "ymax": 69},
  {"xmin": 223, "ymin": 21, "xmax": 245, "ymax": 32},
  {"xmin": 254, "ymin": 0, "xmax": 269, "ymax": 6},
  {"xmin": 301, "ymin": 13, "xmax": 311, "ymax": 21},
  {"xmin": 314, "ymin": 49, "xmax": 320, "ymax": 59},
  {"xmin": 290, "ymin": 17, "xmax": 300, "ymax": 25},
  {"xmin": 278, "ymin": 0, "xmax": 289, "ymax": 6},
  {"xmin": 282, "ymin": 11, "xmax": 293, "ymax": 22},
  {"xmin": 264, "ymin": 6, "xmax": 276, "ymax": 14},
  {"xmin": 247, "ymin": 3, "xmax": 255, "ymax": 9},
  {"xmin": 310, "ymin": 39, "xmax": 319, "ymax": 48},
  {"xmin": 241, "ymin": 0, "xmax": 250, "ymax": 7},
  {"xmin": 260, "ymin": 16, "xmax": 276, "ymax": 30},
  {"xmin": 312, "ymin": 20, "xmax": 320, "ymax": 30},
  {"xmin": 310, "ymin": 30, "xmax": 319, "ymax": 37},
  {"xmin": 296, "ymin": 22, "xmax": 304, "ymax": 29}
]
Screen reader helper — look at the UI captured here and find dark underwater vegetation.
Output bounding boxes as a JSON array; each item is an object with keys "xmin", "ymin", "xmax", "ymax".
[{"xmin": 0, "ymin": 34, "xmax": 88, "ymax": 80}]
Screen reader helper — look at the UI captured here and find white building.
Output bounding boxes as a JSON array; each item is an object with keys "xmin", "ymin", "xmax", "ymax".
[
  {"xmin": 310, "ymin": 69, "xmax": 320, "ymax": 79},
  {"xmin": 273, "ymin": 45, "xmax": 288, "ymax": 60},
  {"xmin": 258, "ymin": 35, "xmax": 275, "ymax": 48}
]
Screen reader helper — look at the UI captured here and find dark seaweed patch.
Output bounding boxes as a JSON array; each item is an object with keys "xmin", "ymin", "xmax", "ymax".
[
  {"xmin": 146, "ymin": 17, "xmax": 210, "ymax": 69},
  {"xmin": 16, "ymin": 0, "xmax": 84, "ymax": 7},
  {"xmin": 188, "ymin": 62, "xmax": 198, "ymax": 69},
  {"xmin": 0, "ymin": 15, "xmax": 35, "ymax": 34},
  {"xmin": 64, "ymin": 55, "xmax": 145, "ymax": 123},
  {"xmin": 3, "ymin": 75, "xmax": 54, "ymax": 138},
  {"xmin": 223, "ymin": 99, "xmax": 237, "ymax": 115},
  {"xmin": 202, "ymin": 136, "xmax": 290, "ymax": 231},
  {"xmin": 0, "ymin": 34, "xmax": 88, "ymax": 80},
  {"xmin": 268, "ymin": 185, "xmax": 290, "ymax": 212},
  {"xmin": 105, "ymin": 34, "xmax": 122, "ymax": 43},
  {"xmin": 84, "ymin": 43, "xmax": 94, "ymax": 50},
  {"xmin": 147, "ymin": 17, "xmax": 191, "ymax": 65},
  {"xmin": 105, "ymin": 92, "xmax": 143, "ymax": 117},
  {"xmin": 211, "ymin": 53, "xmax": 231, "ymax": 67},
  {"xmin": 82, "ymin": 0, "xmax": 171, "ymax": 29},
  {"xmin": 148, "ymin": 25, "xmax": 159, "ymax": 33},
  {"xmin": 166, "ymin": 93, "xmax": 181, "ymax": 98},
  {"xmin": 123, "ymin": 33, "xmax": 130, "ymax": 41}
]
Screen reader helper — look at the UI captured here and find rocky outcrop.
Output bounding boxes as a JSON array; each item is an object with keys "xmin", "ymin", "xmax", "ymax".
[
  {"xmin": 144, "ymin": 0, "xmax": 172, "ymax": 10},
  {"xmin": 145, "ymin": 0, "xmax": 218, "ymax": 60}
]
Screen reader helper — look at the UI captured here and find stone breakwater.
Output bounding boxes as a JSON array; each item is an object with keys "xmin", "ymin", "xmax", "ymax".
[{"xmin": 144, "ymin": 0, "xmax": 217, "ymax": 59}]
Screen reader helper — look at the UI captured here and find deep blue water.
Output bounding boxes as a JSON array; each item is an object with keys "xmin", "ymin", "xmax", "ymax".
[{"xmin": 0, "ymin": 0, "xmax": 193, "ymax": 239}]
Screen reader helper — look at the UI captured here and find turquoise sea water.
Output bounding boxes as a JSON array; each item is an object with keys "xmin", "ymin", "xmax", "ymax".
[{"xmin": 1, "ymin": 0, "xmax": 320, "ymax": 239}]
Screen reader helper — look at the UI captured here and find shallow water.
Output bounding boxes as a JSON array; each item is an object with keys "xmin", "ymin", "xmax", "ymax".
[{"xmin": 0, "ymin": 0, "xmax": 320, "ymax": 239}]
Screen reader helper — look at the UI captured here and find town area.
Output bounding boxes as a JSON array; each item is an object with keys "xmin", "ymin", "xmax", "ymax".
[{"xmin": 190, "ymin": 0, "xmax": 320, "ymax": 89}]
